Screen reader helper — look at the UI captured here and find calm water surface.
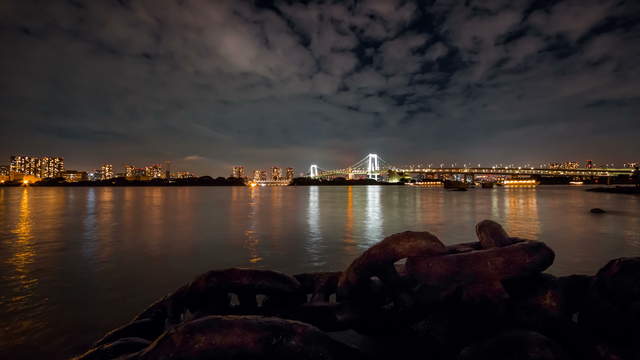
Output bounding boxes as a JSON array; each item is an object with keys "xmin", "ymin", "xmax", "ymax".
[{"xmin": 1, "ymin": 185, "xmax": 639, "ymax": 359}]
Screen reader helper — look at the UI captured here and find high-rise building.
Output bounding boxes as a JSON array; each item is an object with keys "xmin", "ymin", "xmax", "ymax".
[
  {"xmin": 10, "ymin": 155, "xmax": 64, "ymax": 178},
  {"xmin": 101, "ymin": 164, "xmax": 114, "ymax": 180},
  {"xmin": 0, "ymin": 165, "xmax": 9, "ymax": 176},
  {"xmin": 124, "ymin": 164, "xmax": 135, "ymax": 177},
  {"xmin": 285, "ymin": 167, "xmax": 295, "ymax": 181},
  {"xmin": 10, "ymin": 155, "xmax": 40, "ymax": 176},
  {"xmin": 253, "ymin": 170, "xmax": 261, "ymax": 181},
  {"xmin": 145, "ymin": 164, "xmax": 164, "ymax": 178},
  {"xmin": 164, "ymin": 161, "xmax": 171, "ymax": 179},
  {"xmin": 232, "ymin": 166, "xmax": 245, "ymax": 178},
  {"xmin": 39, "ymin": 157, "xmax": 64, "ymax": 178},
  {"xmin": 271, "ymin": 167, "xmax": 281, "ymax": 181}
]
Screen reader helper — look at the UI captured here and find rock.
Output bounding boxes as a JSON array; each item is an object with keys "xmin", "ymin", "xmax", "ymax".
[
  {"xmin": 590, "ymin": 208, "xmax": 606, "ymax": 214},
  {"xmin": 458, "ymin": 330, "xmax": 568, "ymax": 360},
  {"xmin": 504, "ymin": 275, "xmax": 604, "ymax": 360},
  {"xmin": 94, "ymin": 318, "xmax": 165, "ymax": 347},
  {"xmin": 580, "ymin": 257, "xmax": 640, "ymax": 356},
  {"xmin": 131, "ymin": 315, "xmax": 363, "ymax": 360},
  {"xmin": 406, "ymin": 240, "xmax": 555, "ymax": 303},
  {"xmin": 72, "ymin": 337, "xmax": 150, "ymax": 360},
  {"xmin": 338, "ymin": 231, "xmax": 447, "ymax": 301},
  {"xmin": 503, "ymin": 274, "xmax": 566, "ymax": 328},
  {"xmin": 475, "ymin": 220, "xmax": 517, "ymax": 248},
  {"xmin": 557, "ymin": 274, "xmax": 592, "ymax": 316}
]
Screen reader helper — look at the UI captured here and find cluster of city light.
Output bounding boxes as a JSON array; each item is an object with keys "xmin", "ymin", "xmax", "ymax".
[
  {"xmin": 501, "ymin": 179, "xmax": 538, "ymax": 185},
  {"xmin": 9, "ymin": 155, "xmax": 64, "ymax": 179}
]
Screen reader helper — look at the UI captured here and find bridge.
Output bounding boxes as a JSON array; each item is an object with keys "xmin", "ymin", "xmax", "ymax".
[{"xmin": 309, "ymin": 153, "xmax": 633, "ymax": 180}]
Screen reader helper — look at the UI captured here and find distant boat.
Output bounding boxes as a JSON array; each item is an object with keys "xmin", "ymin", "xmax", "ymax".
[{"xmin": 499, "ymin": 179, "xmax": 539, "ymax": 186}]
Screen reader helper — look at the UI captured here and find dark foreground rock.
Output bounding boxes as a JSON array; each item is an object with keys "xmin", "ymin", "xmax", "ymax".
[
  {"xmin": 459, "ymin": 330, "xmax": 568, "ymax": 360},
  {"xmin": 73, "ymin": 221, "xmax": 640, "ymax": 360}
]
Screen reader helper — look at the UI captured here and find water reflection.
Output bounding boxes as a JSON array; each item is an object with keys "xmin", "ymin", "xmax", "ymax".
[
  {"xmin": 244, "ymin": 186, "xmax": 262, "ymax": 264},
  {"xmin": 2, "ymin": 188, "xmax": 42, "ymax": 347},
  {"xmin": 7, "ymin": 188, "xmax": 37, "ymax": 302},
  {"xmin": 306, "ymin": 186, "xmax": 324, "ymax": 266},
  {"xmin": 344, "ymin": 186, "xmax": 355, "ymax": 245},
  {"xmin": 82, "ymin": 188, "xmax": 97, "ymax": 258},
  {"xmin": 364, "ymin": 186, "xmax": 383, "ymax": 245},
  {"xmin": 500, "ymin": 188, "xmax": 540, "ymax": 239}
]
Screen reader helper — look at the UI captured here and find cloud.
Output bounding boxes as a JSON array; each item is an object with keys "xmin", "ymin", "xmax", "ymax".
[{"xmin": 0, "ymin": 0, "xmax": 639, "ymax": 174}]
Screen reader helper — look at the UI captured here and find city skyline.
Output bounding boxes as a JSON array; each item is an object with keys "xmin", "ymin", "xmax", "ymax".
[
  {"xmin": 1, "ymin": 0, "xmax": 639, "ymax": 175},
  {"xmin": 1, "ymin": 152, "xmax": 637, "ymax": 183}
]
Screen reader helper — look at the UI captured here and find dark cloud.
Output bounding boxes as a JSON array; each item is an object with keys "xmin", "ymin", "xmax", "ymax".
[{"xmin": 0, "ymin": 0, "xmax": 639, "ymax": 174}]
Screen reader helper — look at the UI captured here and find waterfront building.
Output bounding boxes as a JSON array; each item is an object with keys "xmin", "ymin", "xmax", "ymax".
[
  {"xmin": 101, "ymin": 164, "xmax": 114, "ymax": 180},
  {"xmin": 39, "ymin": 157, "xmax": 64, "ymax": 178},
  {"xmin": 124, "ymin": 164, "xmax": 135, "ymax": 177},
  {"xmin": 63, "ymin": 170, "xmax": 88, "ymax": 182},
  {"xmin": 259, "ymin": 170, "xmax": 267, "ymax": 181},
  {"xmin": 10, "ymin": 155, "xmax": 40, "ymax": 177},
  {"xmin": 0, "ymin": 165, "xmax": 9, "ymax": 176},
  {"xmin": 271, "ymin": 167, "xmax": 281, "ymax": 181},
  {"xmin": 145, "ymin": 164, "xmax": 164, "ymax": 178},
  {"xmin": 253, "ymin": 170, "xmax": 261, "ymax": 181},
  {"xmin": 173, "ymin": 171, "xmax": 195, "ymax": 179},
  {"xmin": 87, "ymin": 170, "xmax": 102, "ymax": 181},
  {"xmin": 164, "ymin": 161, "xmax": 171, "ymax": 179},
  {"xmin": 10, "ymin": 155, "xmax": 64, "ymax": 178},
  {"xmin": 232, "ymin": 166, "xmax": 245, "ymax": 178},
  {"xmin": 285, "ymin": 167, "xmax": 295, "ymax": 181}
]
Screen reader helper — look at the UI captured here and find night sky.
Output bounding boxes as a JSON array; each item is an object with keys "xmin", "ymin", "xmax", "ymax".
[{"xmin": 1, "ymin": 0, "xmax": 639, "ymax": 175}]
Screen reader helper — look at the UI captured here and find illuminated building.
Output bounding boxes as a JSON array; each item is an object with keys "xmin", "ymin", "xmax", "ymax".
[
  {"xmin": 164, "ymin": 161, "xmax": 171, "ymax": 179},
  {"xmin": 10, "ymin": 155, "xmax": 64, "ymax": 178},
  {"xmin": 253, "ymin": 170, "xmax": 261, "ymax": 181},
  {"xmin": 259, "ymin": 170, "xmax": 267, "ymax": 181},
  {"xmin": 232, "ymin": 166, "xmax": 245, "ymax": 178},
  {"xmin": 101, "ymin": 164, "xmax": 114, "ymax": 180},
  {"xmin": 145, "ymin": 164, "xmax": 164, "ymax": 178},
  {"xmin": 173, "ymin": 171, "xmax": 194, "ymax": 179},
  {"xmin": 0, "ymin": 165, "xmax": 8, "ymax": 176},
  {"xmin": 285, "ymin": 167, "xmax": 295, "ymax": 181},
  {"xmin": 88, "ymin": 170, "xmax": 102, "ymax": 181},
  {"xmin": 10, "ymin": 155, "xmax": 40, "ymax": 176},
  {"xmin": 124, "ymin": 164, "xmax": 135, "ymax": 177},
  {"xmin": 39, "ymin": 157, "xmax": 64, "ymax": 178},
  {"xmin": 271, "ymin": 167, "xmax": 281, "ymax": 181},
  {"xmin": 63, "ymin": 170, "xmax": 87, "ymax": 182}
]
